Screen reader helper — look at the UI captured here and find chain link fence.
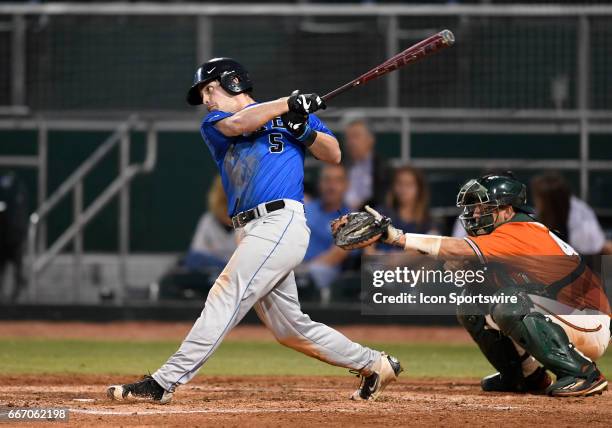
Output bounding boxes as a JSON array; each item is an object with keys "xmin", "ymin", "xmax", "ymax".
[
  {"xmin": 0, "ymin": 5, "xmax": 611, "ymax": 112},
  {"xmin": 0, "ymin": 15, "xmax": 13, "ymax": 110},
  {"xmin": 591, "ymin": 16, "xmax": 612, "ymax": 110}
]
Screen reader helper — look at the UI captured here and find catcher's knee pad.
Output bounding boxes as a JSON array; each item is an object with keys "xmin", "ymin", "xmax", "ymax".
[
  {"xmin": 489, "ymin": 287, "xmax": 533, "ymax": 334},
  {"xmin": 494, "ymin": 305, "xmax": 594, "ymax": 378}
]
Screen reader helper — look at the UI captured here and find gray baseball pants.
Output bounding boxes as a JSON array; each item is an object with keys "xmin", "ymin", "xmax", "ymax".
[{"xmin": 153, "ymin": 200, "xmax": 380, "ymax": 392}]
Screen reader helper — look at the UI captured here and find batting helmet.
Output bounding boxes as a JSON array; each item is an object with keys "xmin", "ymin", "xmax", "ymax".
[
  {"xmin": 456, "ymin": 173, "xmax": 534, "ymax": 236},
  {"xmin": 186, "ymin": 57, "xmax": 253, "ymax": 106}
]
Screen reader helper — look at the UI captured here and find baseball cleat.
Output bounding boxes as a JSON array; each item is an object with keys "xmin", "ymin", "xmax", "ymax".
[
  {"xmin": 107, "ymin": 375, "xmax": 173, "ymax": 404},
  {"xmin": 546, "ymin": 367, "xmax": 608, "ymax": 397},
  {"xmin": 350, "ymin": 352, "xmax": 403, "ymax": 401},
  {"xmin": 481, "ymin": 367, "xmax": 552, "ymax": 393}
]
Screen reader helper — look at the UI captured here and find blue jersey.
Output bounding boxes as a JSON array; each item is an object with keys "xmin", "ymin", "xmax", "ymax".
[{"xmin": 200, "ymin": 104, "xmax": 335, "ymax": 216}]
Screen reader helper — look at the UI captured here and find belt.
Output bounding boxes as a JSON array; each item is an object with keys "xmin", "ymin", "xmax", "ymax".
[{"xmin": 231, "ymin": 199, "xmax": 287, "ymax": 229}]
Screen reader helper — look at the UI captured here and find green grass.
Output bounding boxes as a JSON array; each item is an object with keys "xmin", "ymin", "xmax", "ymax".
[{"xmin": 1, "ymin": 338, "xmax": 611, "ymax": 378}]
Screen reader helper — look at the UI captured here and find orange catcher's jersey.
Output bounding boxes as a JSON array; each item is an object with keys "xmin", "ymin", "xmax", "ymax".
[{"xmin": 465, "ymin": 216, "xmax": 611, "ymax": 314}]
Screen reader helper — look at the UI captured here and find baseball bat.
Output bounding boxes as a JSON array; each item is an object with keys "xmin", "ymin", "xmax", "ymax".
[{"xmin": 321, "ymin": 29, "xmax": 455, "ymax": 102}]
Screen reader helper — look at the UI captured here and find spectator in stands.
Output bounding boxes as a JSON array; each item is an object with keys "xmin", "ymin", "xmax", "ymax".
[
  {"xmin": 184, "ymin": 176, "xmax": 236, "ymax": 272},
  {"xmin": 302, "ymin": 164, "xmax": 351, "ymax": 304},
  {"xmin": 530, "ymin": 172, "xmax": 612, "ymax": 255},
  {"xmin": 374, "ymin": 165, "xmax": 436, "ymax": 251},
  {"xmin": 0, "ymin": 171, "xmax": 28, "ymax": 302},
  {"xmin": 342, "ymin": 114, "xmax": 388, "ymax": 210}
]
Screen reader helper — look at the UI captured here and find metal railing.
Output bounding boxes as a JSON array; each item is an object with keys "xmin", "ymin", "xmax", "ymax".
[
  {"xmin": 23, "ymin": 115, "xmax": 158, "ymax": 303},
  {"xmin": 319, "ymin": 107, "xmax": 612, "ymax": 202},
  {"xmin": 3, "ymin": 107, "xmax": 610, "ymax": 202},
  {"xmin": 1, "ymin": 108, "xmax": 611, "ymax": 303}
]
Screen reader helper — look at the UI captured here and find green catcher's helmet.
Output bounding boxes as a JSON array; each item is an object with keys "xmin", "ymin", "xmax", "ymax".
[{"xmin": 456, "ymin": 173, "xmax": 534, "ymax": 236}]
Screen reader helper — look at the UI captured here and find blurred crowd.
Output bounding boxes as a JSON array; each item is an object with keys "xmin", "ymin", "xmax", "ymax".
[
  {"xmin": 165, "ymin": 116, "xmax": 612, "ymax": 303},
  {"xmin": 3, "ymin": 114, "xmax": 611, "ymax": 303}
]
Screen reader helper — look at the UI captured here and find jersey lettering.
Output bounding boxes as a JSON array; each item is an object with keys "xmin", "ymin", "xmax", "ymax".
[
  {"xmin": 271, "ymin": 117, "xmax": 284, "ymax": 128},
  {"xmin": 268, "ymin": 133, "xmax": 284, "ymax": 153}
]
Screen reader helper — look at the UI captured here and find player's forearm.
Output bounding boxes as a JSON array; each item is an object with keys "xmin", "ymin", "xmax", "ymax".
[
  {"xmin": 220, "ymin": 98, "xmax": 289, "ymax": 136},
  {"xmin": 393, "ymin": 234, "xmax": 474, "ymax": 257},
  {"xmin": 308, "ymin": 133, "xmax": 341, "ymax": 164}
]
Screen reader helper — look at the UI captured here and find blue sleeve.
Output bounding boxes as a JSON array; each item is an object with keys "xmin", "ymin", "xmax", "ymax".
[
  {"xmin": 200, "ymin": 110, "xmax": 234, "ymax": 159},
  {"xmin": 308, "ymin": 114, "xmax": 335, "ymax": 138}
]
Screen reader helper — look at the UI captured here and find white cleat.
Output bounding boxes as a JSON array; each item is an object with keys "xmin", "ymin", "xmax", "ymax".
[{"xmin": 350, "ymin": 352, "xmax": 403, "ymax": 401}]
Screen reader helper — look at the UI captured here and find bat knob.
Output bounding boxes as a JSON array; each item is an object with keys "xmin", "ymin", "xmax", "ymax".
[{"xmin": 441, "ymin": 29, "xmax": 455, "ymax": 45}]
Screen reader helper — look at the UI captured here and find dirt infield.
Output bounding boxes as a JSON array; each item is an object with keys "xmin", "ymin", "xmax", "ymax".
[
  {"xmin": 2, "ymin": 374, "xmax": 610, "ymax": 427},
  {"xmin": 1, "ymin": 322, "xmax": 609, "ymax": 426}
]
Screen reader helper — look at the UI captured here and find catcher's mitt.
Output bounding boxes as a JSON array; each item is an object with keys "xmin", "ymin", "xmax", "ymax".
[{"xmin": 331, "ymin": 211, "xmax": 390, "ymax": 250}]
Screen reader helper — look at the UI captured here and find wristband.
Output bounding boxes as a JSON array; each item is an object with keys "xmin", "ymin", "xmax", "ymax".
[
  {"xmin": 296, "ymin": 124, "xmax": 317, "ymax": 147},
  {"xmin": 403, "ymin": 233, "xmax": 443, "ymax": 257}
]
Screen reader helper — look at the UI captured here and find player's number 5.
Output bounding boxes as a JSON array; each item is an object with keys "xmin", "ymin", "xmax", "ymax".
[{"xmin": 268, "ymin": 133, "xmax": 284, "ymax": 153}]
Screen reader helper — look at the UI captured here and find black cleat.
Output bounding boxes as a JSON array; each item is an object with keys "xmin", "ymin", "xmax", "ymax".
[
  {"xmin": 547, "ymin": 366, "xmax": 608, "ymax": 397},
  {"xmin": 481, "ymin": 367, "xmax": 552, "ymax": 393},
  {"xmin": 350, "ymin": 353, "xmax": 403, "ymax": 401},
  {"xmin": 107, "ymin": 375, "xmax": 173, "ymax": 404}
]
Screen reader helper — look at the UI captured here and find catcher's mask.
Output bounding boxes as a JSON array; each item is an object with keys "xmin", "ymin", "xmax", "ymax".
[
  {"xmin": 456, "ymin": 180, "xmax": 501, "ymax": 236},
  {"xmin": 456, "ymin": 174, "xmax": 534, "ymax": 236}
]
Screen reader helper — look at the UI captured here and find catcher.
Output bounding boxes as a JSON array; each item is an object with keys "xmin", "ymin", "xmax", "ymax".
[{"xmin": 332, "ymin": 173, "xmax": 611, "ymax": 397}]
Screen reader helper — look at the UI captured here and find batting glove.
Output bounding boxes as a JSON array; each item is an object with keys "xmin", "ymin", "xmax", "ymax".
[
  {"xmin": 287, "ymin": 90, "xmax": 326, "ymax": 115},
  {"xmin": 281, "ymin": 111, "xmax": 317, "ymax": 147}
]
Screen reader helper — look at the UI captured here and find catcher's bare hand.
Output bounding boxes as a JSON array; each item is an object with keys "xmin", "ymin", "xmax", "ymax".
[{"xmin": 364, "ymin": 205, "xmax": 404, "ymax": 246}]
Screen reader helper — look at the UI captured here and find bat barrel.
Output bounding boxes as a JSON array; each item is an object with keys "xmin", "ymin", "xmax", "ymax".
[{"xmin": 440, "ymin": 29, "xmax": 455, "ymax": 46}]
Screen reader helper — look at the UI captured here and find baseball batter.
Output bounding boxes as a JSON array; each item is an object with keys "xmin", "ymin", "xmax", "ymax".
[
  {"xmin": 362, "ymin": 173, "xmax": 610, "ymax": 397},
  {"xmin": 107, "ymin": 58, "xmax": 402, "ymax": 404}
]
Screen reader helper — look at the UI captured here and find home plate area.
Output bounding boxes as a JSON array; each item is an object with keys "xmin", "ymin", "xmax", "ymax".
[{"xmin": 2, "ymin": 375, "xmax": 610, "ymax": 427}]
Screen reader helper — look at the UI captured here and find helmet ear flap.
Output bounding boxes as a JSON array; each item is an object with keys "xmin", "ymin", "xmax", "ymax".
[
  {"xmin": 219, "ymin": 70, "xmax": 252, "ymax": 95},
  {"xmin": 219, "ymin": 71, "xmax": 241, "ymax": 95}
]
